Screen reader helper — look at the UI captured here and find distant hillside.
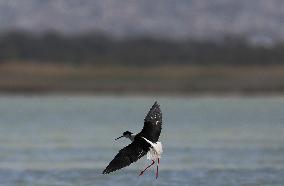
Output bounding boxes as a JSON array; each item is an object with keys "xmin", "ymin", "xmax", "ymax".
[
  {"xmin": 1, "ymin": 32, "xmax": 284, "ymax": 66},
  {"xmin": 0, "ymin": 0, "xmax": 284, "ymax": 43}
]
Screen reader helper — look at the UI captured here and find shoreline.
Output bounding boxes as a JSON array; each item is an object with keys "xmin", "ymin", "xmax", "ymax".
[{"xmin": 1, "ymin": 89, "xmax": 284, "ymax": 98}]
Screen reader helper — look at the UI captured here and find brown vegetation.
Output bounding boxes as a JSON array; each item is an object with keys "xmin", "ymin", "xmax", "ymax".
[{"xmin": 1, "ymin": 62, "xmax": 284, "ymax": 94}]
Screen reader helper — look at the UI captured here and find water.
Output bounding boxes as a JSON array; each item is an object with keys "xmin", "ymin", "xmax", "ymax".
[{"xmin": 0, "ymin": 95, "xmax": 284, "ymax": 186}]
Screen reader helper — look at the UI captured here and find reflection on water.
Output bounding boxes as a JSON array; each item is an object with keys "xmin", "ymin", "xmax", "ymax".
[{"xmin": 0, "ymin": 95, "xmax": 284, "ymax": 185}]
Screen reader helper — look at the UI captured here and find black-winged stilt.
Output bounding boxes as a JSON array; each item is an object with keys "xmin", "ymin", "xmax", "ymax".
[{"xmin": 103, "ymin": 101, "xmax": 163, "ymax": 179}]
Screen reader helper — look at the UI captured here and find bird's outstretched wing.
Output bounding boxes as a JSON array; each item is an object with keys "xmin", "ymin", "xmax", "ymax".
[
  {"xmin": 103, "ymin": 139, "xmax": 148, "ymax": 174},
  {"xmin": 138, "ymin": 101, "xmax": 162, "ymax": 143}
]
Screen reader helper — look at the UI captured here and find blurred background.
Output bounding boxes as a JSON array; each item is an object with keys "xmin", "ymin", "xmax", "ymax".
[{"xmin": 0, "ymin": 0, "xmax": 284, "ymax": 185}]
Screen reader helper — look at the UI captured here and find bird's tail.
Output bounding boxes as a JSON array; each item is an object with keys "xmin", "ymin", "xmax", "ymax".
[
  {"xmin": 154, "ymin": 142, "xmax": 163, "ymax": 155},
  {"xmin": 146, "ymin": 141, "xmax": 163, "ymax": 160}
]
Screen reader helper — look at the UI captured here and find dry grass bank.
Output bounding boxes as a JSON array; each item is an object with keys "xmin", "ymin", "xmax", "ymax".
[{"xmin": 1, "ymin": 62, "xmax": 284, "ymax": 94}]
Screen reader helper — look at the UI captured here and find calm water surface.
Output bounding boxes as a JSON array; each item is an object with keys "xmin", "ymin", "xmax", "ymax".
[{"xmin": 0, "ymin": 95, "xmax": 283, "ymax": 186}]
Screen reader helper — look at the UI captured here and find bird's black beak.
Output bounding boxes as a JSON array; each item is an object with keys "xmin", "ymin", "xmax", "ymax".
[{"xmin": 115, "ymin": 135, "xmax": 124, "ymax": 141}]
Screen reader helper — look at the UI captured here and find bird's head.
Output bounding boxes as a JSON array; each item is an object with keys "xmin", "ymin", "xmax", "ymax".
[{"xmin": 115, "ymin": 131, "xmax": 133, "ymax": 141}]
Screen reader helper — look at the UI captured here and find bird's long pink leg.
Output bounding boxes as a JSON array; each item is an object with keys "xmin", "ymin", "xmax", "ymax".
[
  {"xmin": 139, "ymin": 160, "xmax": 155, "ymax": 176},
  {"xmin": 155, "ymin": 158, "xmax": 160, "ymax": 179}
]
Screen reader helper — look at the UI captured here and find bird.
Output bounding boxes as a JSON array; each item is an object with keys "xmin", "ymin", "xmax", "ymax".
[{"xmin": 102, "ymin": 101, "xmax": 163, "ymax": 179}]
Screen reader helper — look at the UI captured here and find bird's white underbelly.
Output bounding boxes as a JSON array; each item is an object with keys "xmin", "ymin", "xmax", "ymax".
[{"xmin": 142, "ymin": 137, "xmax": 163, "ymax": 160}]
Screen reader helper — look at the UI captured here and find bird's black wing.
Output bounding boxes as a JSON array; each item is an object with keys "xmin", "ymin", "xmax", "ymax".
[
  {"xmin": 138, "ymin": 101, "xmax": 162, "ymax": 143},
  {"xmin": 103, "ymin": 139, "xmax": 148, "ymax": 174}
]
